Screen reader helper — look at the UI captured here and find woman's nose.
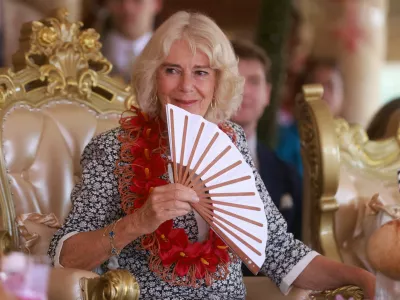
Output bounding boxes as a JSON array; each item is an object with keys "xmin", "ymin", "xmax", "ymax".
[{"xmin": 179, "ymin": 72, "xmax": 194, "ymax": 92}]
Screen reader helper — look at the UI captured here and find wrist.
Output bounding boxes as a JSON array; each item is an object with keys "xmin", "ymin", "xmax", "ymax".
[{"xmin": 122, "ymin": 214, "xmax": 144, "ymax": 238}]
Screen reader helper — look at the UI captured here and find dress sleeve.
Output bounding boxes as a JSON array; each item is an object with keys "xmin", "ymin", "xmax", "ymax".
[
  {"xmin": 226, "ymin": 121, "xmax": 319, "ymax": 294},
  {"xmin": 47, "ymin": 129, "xmax": 124, "ymax": 266}
]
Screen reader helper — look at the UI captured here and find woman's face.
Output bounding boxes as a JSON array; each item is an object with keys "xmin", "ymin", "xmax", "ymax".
[{"xmin": 156, "ymin": 40, "xmax": 216, "ymax": 118}]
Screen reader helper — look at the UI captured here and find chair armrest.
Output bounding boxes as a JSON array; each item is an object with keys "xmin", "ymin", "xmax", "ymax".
[
  {"xmin": 48, "ymin": 268, "xmax": 98, "ymax": 300},
  {"xmin": 50, "ymin": 268, "xmax": 140, "ymax": 300},
  {"xmin": 244, "ymin": 277, "xmax": 363, "ymax": 300},
  {"xmin": 310, "ymin": 285, "xmax": 364, "ymax": 300},
  {"xmin": 81, "ymin": 269, "xmax": 140, "ymax": 300},
  {"xmin": 244, "ymin": 277, "xmax": 311, "ymax": 300}
]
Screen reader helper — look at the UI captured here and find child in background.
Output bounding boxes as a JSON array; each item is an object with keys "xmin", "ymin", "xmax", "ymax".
[{"xmin": 0, "ymin": 252, "xmax": 50, "ymax": 300}]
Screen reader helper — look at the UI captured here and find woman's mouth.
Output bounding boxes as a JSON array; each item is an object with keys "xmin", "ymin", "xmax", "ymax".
[{"xmin": 173, "ymin": 99, "xmax": 198, "ymax": 107}]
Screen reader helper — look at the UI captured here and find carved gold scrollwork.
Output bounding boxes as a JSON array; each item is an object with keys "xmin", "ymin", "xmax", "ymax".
[
  {"xmin": 39, "ymin": 64, "xmax": 66, "ymax": 95},
  {"xmin": 82, "ymin": 269, "xmax": 140, "ymax": 300},
  {"xmin": 0, "ymin": 74, "xmax": 16, "ymax": 105},
  {"xmin": 297, "ymin": 93, "xmax": 323, "ymax": 204},
  {"xmin": 11, "ymin": 8, "xmax": 113, "ymax": 99},
  {"xmin": 0, "ymin": 230, "xmax": 13, "ymax": 254},
  {"xmin": 296, "ymin": 84, "xmax": 341, "ymax": 260},
  {"xmin": 310, "ymin": 285, "xmax": 364, "ymax": 300},
  {"xmin": 79, "ymin": 69, "xmax": 98, "ymax": 99}
]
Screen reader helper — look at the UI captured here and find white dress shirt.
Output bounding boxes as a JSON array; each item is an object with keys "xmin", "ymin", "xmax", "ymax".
[
  {"xmin": 247, "ymin": 134, "xmax": 259, "ymax": 170},
  {"xmin": 103, "ymin": 30, "xmax": 152, "ymax": 80}
]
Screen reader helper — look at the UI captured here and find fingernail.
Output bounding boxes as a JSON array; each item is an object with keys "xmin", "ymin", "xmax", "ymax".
[{"xmin": 192, "ymin": 196, "xmax": 199, "ymax": 202}]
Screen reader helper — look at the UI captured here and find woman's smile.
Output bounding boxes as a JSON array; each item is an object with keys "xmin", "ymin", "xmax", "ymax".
[{"xmin": 172, "ymin": 99, "xmax": 200, "ymax": 107}]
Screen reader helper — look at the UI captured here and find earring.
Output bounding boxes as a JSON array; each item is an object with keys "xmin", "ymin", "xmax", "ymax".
[
  {"xmin": 152, "ymin": 93, "xmax": 159, "ymax": 105},
  {"xmin": 211, "ymin": 98, "xmax": 217, "ymax": 110}
]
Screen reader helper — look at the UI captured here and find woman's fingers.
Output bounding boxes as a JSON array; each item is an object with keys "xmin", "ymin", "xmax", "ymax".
[
  {"xmin": 152, "ymin": 183, "xmax": 199, "ymax": 204},
  {"xmin": 159, "ymin": 199, "xmax": 192, "ymax": 213},
  {"xmin": 163, "ymin": 209, "xmax": 192, "ymax": 220}
]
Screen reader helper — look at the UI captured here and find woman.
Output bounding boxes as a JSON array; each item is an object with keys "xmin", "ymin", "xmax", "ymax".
[
  {"xmin": 48, "ymin": 11, "xmax": 375, "ymax": 299},
  {"xmin": 367, "ymin": 97, "xmax": 400, "ymax": 140}
]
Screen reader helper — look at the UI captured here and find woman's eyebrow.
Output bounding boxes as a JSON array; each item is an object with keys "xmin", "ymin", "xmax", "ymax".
[
  {"xmin": 161, "ymin": 63, "xmax": 182, "ymax": 68},
  {"xmin": 194, "ymin": 65, "xmax": 211, "ymax": 69}
]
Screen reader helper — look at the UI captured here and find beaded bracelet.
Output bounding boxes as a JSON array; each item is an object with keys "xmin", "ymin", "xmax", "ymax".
[{"xmin": 103, "ymin": 218, "xmax": 122, "ymax": 256}]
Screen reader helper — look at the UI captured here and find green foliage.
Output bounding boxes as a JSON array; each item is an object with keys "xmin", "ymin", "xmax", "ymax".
[{"xmin": 256, "ymin": 0, "xmax": 293, "ymax": 148}]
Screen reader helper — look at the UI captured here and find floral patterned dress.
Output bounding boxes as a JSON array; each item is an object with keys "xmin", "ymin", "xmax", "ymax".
[{"xmin": 48, "ymin": 121, "xmax": 317, "ymax": 300}]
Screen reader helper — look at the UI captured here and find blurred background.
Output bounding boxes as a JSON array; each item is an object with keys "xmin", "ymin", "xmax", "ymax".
[{"xmin": 0, "ymin": 0, "xmax": 397, "ymax": 147}]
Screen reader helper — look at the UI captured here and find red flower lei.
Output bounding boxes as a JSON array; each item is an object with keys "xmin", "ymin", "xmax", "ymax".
[{"xmin": 115, "ymin": 107, "xmax": 237, "ymax": 287}]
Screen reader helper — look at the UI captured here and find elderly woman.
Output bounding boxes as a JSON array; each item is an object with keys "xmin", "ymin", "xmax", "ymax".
[{"xmin": 48, "ymin": 11, "xmax": 375, "ymax": 299}]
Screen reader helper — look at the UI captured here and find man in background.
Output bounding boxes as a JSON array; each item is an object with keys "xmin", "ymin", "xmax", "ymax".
[
  {"xmin": 303, "ymin": 58, "xmax": 344, "ymax": 117},
  {"xmin": 231, "ymin": 39, "xmax": 303, "ymax": 247},
  {"xmin": 276, "ymin": 58, "xmax": 344, "ymax": 176},
  {"xmin": 101, "ymin": 0, "xmax": 163, "ymax": 82}
]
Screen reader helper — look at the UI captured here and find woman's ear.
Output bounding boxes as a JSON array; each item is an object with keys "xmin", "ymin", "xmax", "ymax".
[{"xmin": 264, "ymin": 82, "xmax": 272, "ymax": 108}]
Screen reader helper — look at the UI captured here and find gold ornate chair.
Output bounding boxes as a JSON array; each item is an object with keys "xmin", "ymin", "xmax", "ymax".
[
  {"xmin": 296, "ymin": 84, "xmax": 400, "ymax": 297},
  {"xmin": 0, "ymin": 8, "xmax": 139, "ymax": 300}
]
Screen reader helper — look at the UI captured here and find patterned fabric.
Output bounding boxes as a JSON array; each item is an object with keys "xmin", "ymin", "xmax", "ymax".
[{"xmin": 48, "ymin": 121, "xmax": 312, "ymax": 300}]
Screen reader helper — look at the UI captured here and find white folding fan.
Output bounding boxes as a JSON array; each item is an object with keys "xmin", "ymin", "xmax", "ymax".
[{"xmin": 166, "ymin": 104, "xmax": 268, "ymax": 275}]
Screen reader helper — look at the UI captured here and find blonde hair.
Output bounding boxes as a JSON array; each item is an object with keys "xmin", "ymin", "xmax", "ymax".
[{"xmin": 131, "ymin": 11, "xmax": 244, "ymax": 123}]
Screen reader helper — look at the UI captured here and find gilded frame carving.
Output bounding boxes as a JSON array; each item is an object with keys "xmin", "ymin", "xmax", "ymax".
[
  {"xmin": 0, "ymin": 8, "xmax": 135, "ymax": 247},
  {"xmin": 295, "ymin": 84, "xmax": 341, "ymax": 261}
]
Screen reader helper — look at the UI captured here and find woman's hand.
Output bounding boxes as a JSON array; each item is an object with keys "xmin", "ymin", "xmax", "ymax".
[
  {"xmin": 357, "ymin": 270, "xmax": 376, "ymax": 300},
  {"xmin": 294, "ymin": 256, "xmax": 376, "ymax": 299},
  {"xmin": 129, "ymin": 183, "xmax": 199, "ymax": 236}
]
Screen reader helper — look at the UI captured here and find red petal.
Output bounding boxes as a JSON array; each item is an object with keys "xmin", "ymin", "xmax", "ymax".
[
  {"xmin": 130, "ymin": 116, "xmax": 145, "ymax": 127},
  {"xmin": 204, "ymin": 255, "xmax": 219, "ymax": 266},
  {"xmin": 215, "ymin": 249, "xmax": 230, "ymax": 263},
  {"xmin": 147, "ymin": 178, "xmax": 168, "ymax": 190},
  {"xmin": 156, "ymin": 234, "xmax": 172, "ymax": 251},
  {"xmin": 159, "ymin": 245, "xmax": 181, "ymax": 266},
  {"xmin": 130, "ymin": 139, "xmax": 149, "ymax": 157},
  {"xmin": 133, "ymin": 197, "xmax": 146, "ymax": 209},
  {"xmin": 130, "ymin": 179, "xmax": 147, "ymax": 194},
  {"xmin": 185, "ymin": 242, "xmax": 203, "ymax": 258},
  {"xmin": 168, "ymin": 228, "xmax": 188, "ymax": 249},
  {"xmin": 195, "ymin": 260, "xmax": 206, "ymax": 279},
  {"xmin": 175, "ymin": 260, "xmax": 191, "ymax": 277},
  {"xmin": 156, "ymin": 220, "xmax": 173, "ymax": 235},
  {"xmin": 150, "ymin": 155, "xmax": 167, "ymax": 177}
]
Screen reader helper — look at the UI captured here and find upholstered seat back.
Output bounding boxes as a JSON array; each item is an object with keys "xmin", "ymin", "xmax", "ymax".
[
  {"xmin": 3, "ymin": 101, "xmax": 121, "ymax": 223},
  {"xmin": 0, "ymin": 9, "xmax": 133, "ymax": 254},
  {"xmin": 297, "ymin": 84, "xmax": 400, "ymax": 272}
]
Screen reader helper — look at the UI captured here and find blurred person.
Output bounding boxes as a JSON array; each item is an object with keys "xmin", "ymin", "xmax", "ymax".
[
  {"xmin": 0, "ymin": 252, "xmax": 50, "ymax": 299},
  {"xmin": 367, "ymin": 97, "xmax": 400, "ymax": 140},
  {"xmin": 303, "ymin": 58, "xmax": 344, "ymax": 117},
  {"xmin": 276, "ymin": 58, "xmax": 344, "ymax": 176},
  {"xmin": 276, "ymin": 7, "xmax": 311, "ymax": 177},
  {"xmin": 101, "ymin": 0, "xmax": 163, "ymax": 81},
  {"xmin": 230, "ymin": 39, "xmax": 303, "ymax": 253}
]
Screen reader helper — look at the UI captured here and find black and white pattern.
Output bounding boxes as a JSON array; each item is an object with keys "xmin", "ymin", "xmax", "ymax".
[{"xmin": 48, "ymin": 121, "xmax": 312, "ymax": 300}]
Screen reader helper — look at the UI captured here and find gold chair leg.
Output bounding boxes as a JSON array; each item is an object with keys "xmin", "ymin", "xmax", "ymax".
[{"xmin": 81, "ymin": 269, "xmax": 140, "ymax": 300}]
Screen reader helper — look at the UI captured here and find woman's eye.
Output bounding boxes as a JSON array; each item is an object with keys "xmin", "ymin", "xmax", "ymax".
[
  {"xmin": 165, "ymin": 68, "xmax": 179, "ymax": 75},
  {"xmin": 195, "ymin": 70, "xmax": 209, "ymax": 76}
]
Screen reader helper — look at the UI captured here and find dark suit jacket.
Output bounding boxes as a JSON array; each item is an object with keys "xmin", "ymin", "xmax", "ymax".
[{"xmin": 242, "ymin": 141, "xmax": 303, "ymax": 276}]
